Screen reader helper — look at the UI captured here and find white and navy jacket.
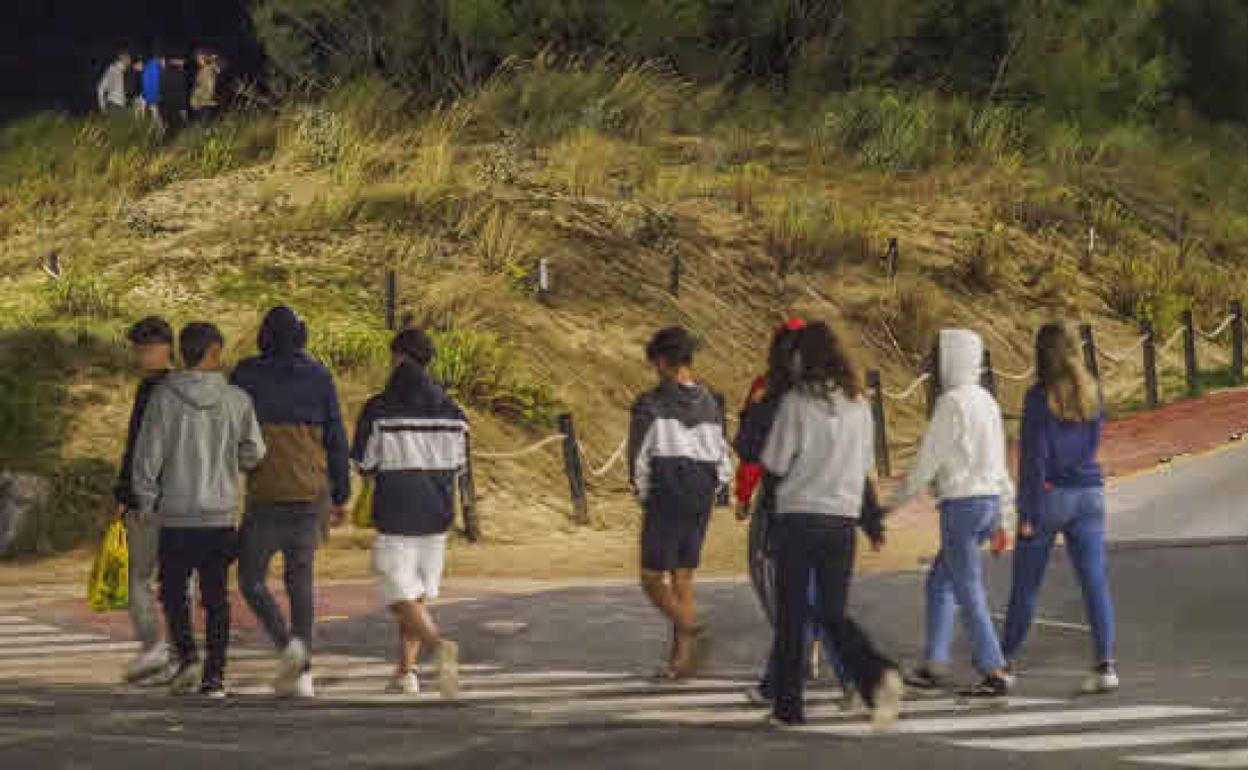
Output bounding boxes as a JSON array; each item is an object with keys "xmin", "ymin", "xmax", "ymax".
[
  {"xmin": 350, "ymin": 362, "xmax": 468, "ymax": 536},
  {"xmin": 628, "ymin": 379, "xmax": 734, "ymax": 520}
]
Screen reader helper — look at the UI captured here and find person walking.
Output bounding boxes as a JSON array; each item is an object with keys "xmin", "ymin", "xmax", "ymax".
[
  {"xmin": 132, "ymin": 323, "xmax": 266, "ymax": 698},
  {"xmin": 628, "ymin": 326, "xmax": 733, "ymax": 681},
  {"xmin": 351, "ymin": 329, "xmax": 463, "ymax": 699},
  {"xmin": 734, "ymin": 319, "xmax": 855, "ymax": 705},
  {"xmin": 115, "ymin": 316, "xmax": 175, "ymax": 684},
  {"xmin": 142, "ymin": 52, "xmax": 163, "ymax": 125},
  {"xmin": 1002, "ymin": 323, "xmax": 1118, "ymax": 693},
  {"xmin": 760, "ymin": 321, "xmax": 902, "ymax": 729},
  {"xmin": 894, "ymin": 329, "xmax": 1014, "ymax": 702},
  {"xmin": 126, "ymin": 57, "xmax": 145, "ymax": 110},
  {"xmin": 232, "ymin": 307, "xmax": 351, "ymax": 699},
  {"xmin": 159, "ymin": 57, "xmax": 191, "ymax": 132},
  {"xmin": 190, "ymin": 50, "xmax": 221, "ymax": 121},
  {"xmin": 97, "ymin": 48, "xmax": 130, "ymax": 113}
]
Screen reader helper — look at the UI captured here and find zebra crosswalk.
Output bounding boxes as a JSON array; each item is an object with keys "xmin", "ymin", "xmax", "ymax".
[{"xmin": 3, "ymin": 611, "xmax": 1248, "ymax": 768}]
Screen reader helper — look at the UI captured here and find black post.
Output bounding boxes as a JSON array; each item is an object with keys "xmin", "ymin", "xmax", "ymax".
[
  {"xmin": 458, "ymin": 434, "xmax": 481, "ymax": 542},
  {"xmin": 1142, "ymin": 320, "xmax": 1159, "ymax": 409},
  {"xmin": 669, "ymin": 249, "xmax": 682, "ymax": 296},
  {"xmin": 980, "ymin": 348, "xmax": 998, "ymax": 398},
  {"xmin": 885, "ymin": 237, "xmax": 899, "ymax": 277},
  {"xmin": 1080, "ymin": 323, "xmax": 1100, "ymax": 381},
  {"xmin": 867, "ymin": 370, "xmax": 891, "ymax": 479},
  {"xmin": 558, "ymin": 413, "xmax": 589, "ymax": 525},
  {"xmin": 384, "ymin": 269, "xmax": 397, "ymax": 331},
  {"xmin": 925, "ymin": 343, "xmax": 941, "ymax": 419},
  {"xmin": 1182, "ymin": 309, "xmax": 1198, "ymax": 397},
  {"xmin": 1233, "ymin": 301, "xmax": 1245, "ymax": 386},
  {"xmin": 713, "ymin": 393, "xmax": 731, "ymax": 507}
]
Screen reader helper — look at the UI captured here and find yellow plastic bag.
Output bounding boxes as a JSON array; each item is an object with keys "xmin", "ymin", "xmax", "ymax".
[
  {"xmin": 351, "ymin": 479, "xmax": 374, "ymax": 529},
  {"xmin": 86, "ymin": 520, "xmax": 129, "ymax": 612}
]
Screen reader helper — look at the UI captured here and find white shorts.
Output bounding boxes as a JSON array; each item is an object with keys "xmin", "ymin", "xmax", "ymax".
[{"xmin": 372, "ymin": 533, "xmax": 448, "ymax": 605}]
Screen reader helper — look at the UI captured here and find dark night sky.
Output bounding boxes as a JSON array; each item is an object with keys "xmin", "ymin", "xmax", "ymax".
[{"xmin": 1, "ymin": 0, "xmax": 258, "ymax": 120}]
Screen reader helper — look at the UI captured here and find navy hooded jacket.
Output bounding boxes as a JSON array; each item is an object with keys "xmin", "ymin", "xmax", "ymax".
[{"xmin": 230, "ymin": 307, "xmax": 351, "ymax": 507}]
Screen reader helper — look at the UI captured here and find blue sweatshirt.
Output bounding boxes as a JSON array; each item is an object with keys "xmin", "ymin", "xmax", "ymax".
[
  {"xmin": 1017, "ymin": 384, "xmax": 1104, "ymax": 526},
  {"xmin": 142, "ymin": 59, "xmax": 162, "ymax": 104}
]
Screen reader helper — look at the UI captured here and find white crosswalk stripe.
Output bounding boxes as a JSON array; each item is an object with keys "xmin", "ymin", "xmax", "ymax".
[{"xmin": 3, "ymin": 610, "xmax": 1247, "ymax": 767}]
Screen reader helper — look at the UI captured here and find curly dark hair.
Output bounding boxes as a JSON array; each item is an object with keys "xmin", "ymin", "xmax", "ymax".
[{"xmin": 793, "ymin": 321, "xmax": 863, "ymax": 400}]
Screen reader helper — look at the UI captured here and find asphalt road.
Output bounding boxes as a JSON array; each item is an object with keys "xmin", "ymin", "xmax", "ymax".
[{"xmin": 2, "ymin": 444, "xmax": 1247, "ymax": 769}]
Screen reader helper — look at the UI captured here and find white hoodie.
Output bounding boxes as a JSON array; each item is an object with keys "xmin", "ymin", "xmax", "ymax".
[{"xmin": 895, "ymin": 329, "xmax": 1015, "ymax": 522}]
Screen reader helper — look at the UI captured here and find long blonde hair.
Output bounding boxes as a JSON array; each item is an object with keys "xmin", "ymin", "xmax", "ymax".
[{"xmin": 1035, "ymin": 323, "xmax": 1099, "ymax": 422}]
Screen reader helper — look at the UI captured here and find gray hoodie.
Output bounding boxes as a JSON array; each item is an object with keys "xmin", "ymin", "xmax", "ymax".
[
  {"xmin": 132, "ymin": 371, "xmax": 266, "ymax": 528},
  {"xmin": 761, "ymin": 385, "xmax": 875, "ymax": 519}
]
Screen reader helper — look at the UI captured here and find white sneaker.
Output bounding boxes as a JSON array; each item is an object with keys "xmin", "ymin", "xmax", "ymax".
[
  {"xmin": 437, "ymin": 640, "xmax": 460, "ymax": 701},
  {"xmin": 168, "ymin": 661, "xmax": 201, "ymax": 696},
  {"xmin": 1081, "ymin": 662, "xmax": 1120, "ymax": 694},
  {"xmin": 385, "ymin": 671, "xmax": 420, "ymax": 696},
  {"xmin": 125, "ymin": 645, "xmax": 169, "ymax": 684},
  {"xmin": 274, "ymin": 639, "xmax": 309, "ymax": 696},
  {"xmin": 289, "ymin": 670, "xmax": 316, "ymax": 699},
  {"xmin": 871, "ymin": 669, "xmax": 905, "ymax": 732}
]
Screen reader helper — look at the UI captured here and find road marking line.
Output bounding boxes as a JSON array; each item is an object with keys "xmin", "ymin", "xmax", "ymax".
[
  {"xmin": 0, "ymin": 633, "xmax": 110, "ymax": 646},
  {"xmin": 990, "ymin": 613, "xmax": 1091, "ymax": 633},
  {"xmin": 0, "ymin": 625, "xmax": 65, "ymax": 635},
  {"xmin": 618, "ymin": 697, "xmax": 1064, "ymax": 726},
  {"xmin": 801, "ymin": 705, "xmax": 1224, "ymax": 737},
  {"xmin": 954, "ymin": 720, "xmax": 1248, "ymax": 752},
  {"xmin": 1129, "ymin": 749, "xmax": 1248, "ymax": 768},
  {"xmin": 235, "ymin": 678, "xmax": 752, "ymax": 702},
  {"xmin": 0, "ymin": 642, "xmax": 140, "ymax": 657}
]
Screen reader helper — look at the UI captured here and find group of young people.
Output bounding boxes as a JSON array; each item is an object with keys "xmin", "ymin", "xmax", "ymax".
[
  {"xmin": 97, "ymin": 46, "xmax": 222, "ymax": 131},
  {"xmin": 627, "ymin": 319, "xmax": 1116, "ymax": 729},
  {"xmin": 115, "ymin": 308, "xmax": 462, "ymax": 699},
  {"xmin": 111, "ymin": 306, "xmax": 1115, "ymax": 722}
]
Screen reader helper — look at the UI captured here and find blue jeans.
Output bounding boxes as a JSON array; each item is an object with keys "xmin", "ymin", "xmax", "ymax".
[
  {"xmin": 1003, "ymin": 486, "xmax": 1115, "ymax": 663},
  {"xmin": 925, "ymin": 497, "xmax": 1007, "ymax": 674}
]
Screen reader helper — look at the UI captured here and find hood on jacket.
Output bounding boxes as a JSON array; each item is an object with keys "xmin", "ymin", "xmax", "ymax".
[
  {"xmin": 939, "ymin": 329, "xmax": 984, "ymax": 390},
  {"xmin": 257, "ymin": 306, "xmax": 308, "ymax": 363},
  {"xmin": 164, "ymin": 371, "xmax": 229, "ymax": 411},
  {"xmin": 383, "ymin": 360, "xmax": 451, "ymax": 409}
]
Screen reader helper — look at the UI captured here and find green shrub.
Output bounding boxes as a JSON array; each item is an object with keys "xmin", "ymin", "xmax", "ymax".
[
  {"xmin": 44, "ymin": 272, "xmax": 123, "ymax": 320},
  {"xmin": 956, "ymin": 223, "xmax": 1015, "ymax": 293},
  {"xmin": 764, "ymin": 194, "xmax": 881, "ymax": 274}
]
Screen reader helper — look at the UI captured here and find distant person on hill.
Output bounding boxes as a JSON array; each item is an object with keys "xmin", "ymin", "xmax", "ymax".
[
  {"xmin": 351, "ymin": 329, "xmax": 463, "ymax": 699},
  {"xmin": 191, "ymin": 50, "xmax": 222, "ymax": 121},
  {"xmin": 627, "ymin": 326, "xmax": 733, "ymax": 680},
  {"xmin": 126, "ymin": 57, "xmax": 145, "ymax": 110},
  {"xmin": 96, "ymin": 48, "xmax": 131, "ymax": 113},
  {"xmin": 115, "ymin": 316, "xmax": 176, "ymax": 685},
  {"xmin": 232, "ymin": 306, "xmax": 351, "ymax": 699},
  {"xmin": 142, "ymin": 51, "xmax": 164, "ymax": 125},
  {"xmin": 160, "ymin": 57, "xmax": 191, "ymax": 132},
  {"xmin": 761, "ymin": 321, "xmax": 901, "ymax": 729},
  {"xmin": 132, "ymin": 323, "xmax": 266, "ymax": 698},
  {"xmin": 1003, "ymin": 323, "xmax": 1117, "ymax": 694},
  {"xmin": 894, "ymin": 329, "xmax": 1015, "ymax": 703}
]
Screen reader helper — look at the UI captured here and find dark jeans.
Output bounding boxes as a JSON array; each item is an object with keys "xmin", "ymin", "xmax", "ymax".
[
  {"xmin": 238, "ymin": 503, "xmax": 322, "ymax": 654},
  {"xmin": 159, "ymin": 527, "xmax": 238, "ymax": 686},
  {"xmin": 773, "ymin": 514, "xmax": 895, "ymax": 723}
]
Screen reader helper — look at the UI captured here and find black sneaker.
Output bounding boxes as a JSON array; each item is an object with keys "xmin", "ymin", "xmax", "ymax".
[
  {"xmin": 957, "ymin": 675, "xmax": 1009, "ymax": 704},
  {"xmin": 903, "ymin": 666, "xmax": 949, "ymax": 695}
]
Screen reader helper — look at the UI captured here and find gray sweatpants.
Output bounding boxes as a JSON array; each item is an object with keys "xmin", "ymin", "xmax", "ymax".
[
  {"xmin": 237, "ymin": 503, "xmax": 322, "ymax": 653},
  {"xmin": 125, "ymin": 510, "xmax": 161, "ymax": 650}
]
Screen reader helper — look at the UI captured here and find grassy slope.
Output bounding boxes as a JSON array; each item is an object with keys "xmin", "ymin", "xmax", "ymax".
[{"xmin": 3, "ymin": 76, "xmax": 1247, "ymax": 577}]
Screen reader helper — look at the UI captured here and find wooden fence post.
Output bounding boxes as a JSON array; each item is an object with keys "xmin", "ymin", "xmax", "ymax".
[
  {"xmin": 1080, "ymin": 323, "xmax": 1100, "ymax": 380},
  {"xmin": 458, "ymin": 434, "xmax": 481, "ymax": 542},
  {"xmin": 384, "ymin": 269, "xmax": 397, "ymax": 331},
  {"xmin": 925, "ymin": 343, "xmax": 941, "ymax": 419},
  {"xmin": 885, "ymin": 237, "xmax": 899, "ymax": 277},
  {"xmin": 537, "ymin": 257, "xmax": 551, "ymax": 305},
  {"xmin": 980, "ymin": 348, "xmax": 998, "ymax": 398},
  {"xmin": 558, "ymin": 413, "xmax": 590, "ymax": 525},
  {"xmin": 669, "ymin": 250, "xmax": 682, "ymax": 296},
  {"xmin": 1233, "ymin": 301, "xmax": 1244, "ymax": 386},
  {"xmin": 1142, "ymin": 320, "xmax": 1159, "ymax": 409},
  {"xmin": 713, "ymin": 393, "xmax": 731, "ymax": 507},
  {"xmin": 1182, "ymin": 309, "xmax": 1198, "ymax": 397},
  {"xmin": 867, "ymin": 370, "xmax": 891, "ymax": 479}
]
